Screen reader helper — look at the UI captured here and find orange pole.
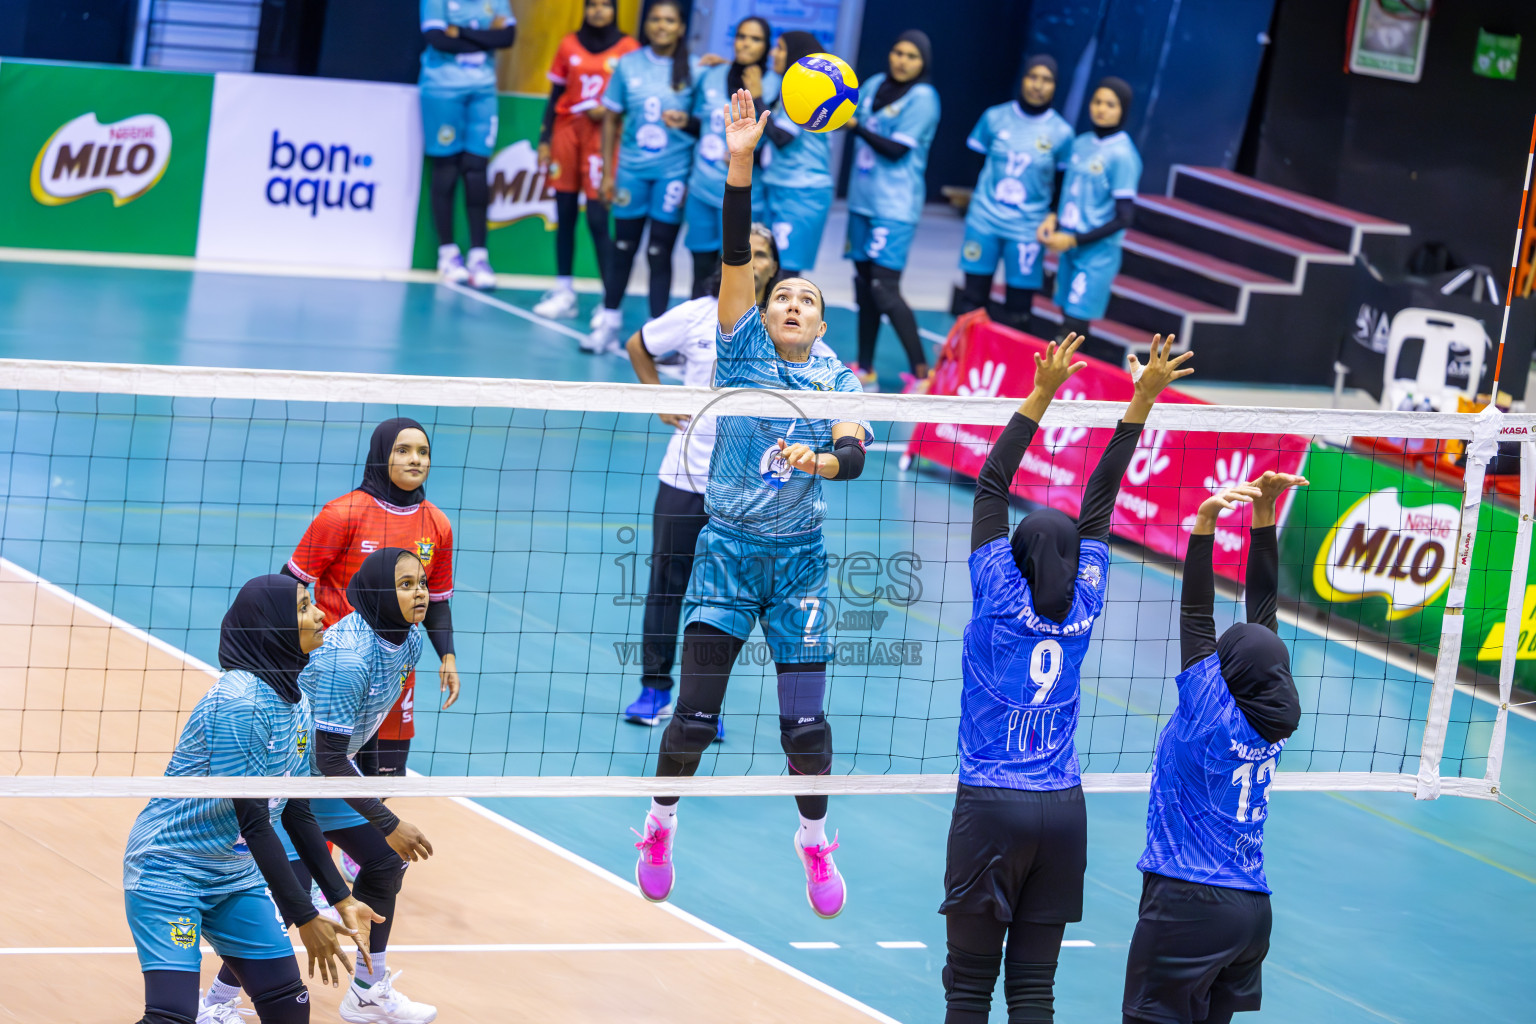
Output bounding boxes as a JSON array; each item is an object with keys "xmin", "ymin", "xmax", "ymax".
[{"xmin": 1491, "ymin": 115, "xmax": 1536, "ymax": 398}]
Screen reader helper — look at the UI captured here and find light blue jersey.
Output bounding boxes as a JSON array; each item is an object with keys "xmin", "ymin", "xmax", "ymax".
[
  {"xmin": 419, "ymin": 0, "xmax": 513, "ymax": 92},
  {"xmin": 707, "ymin": 308, "xmax": 871, "ymax": 538},
  {"xmin": 686, "ymin": 63, "xmax": 781, "ymax": 208},
  {"xmin": 1138, "ymin": 653, "xmax": 1286, "ymax": 893},
  {"xmin": 965, "ymin": 103, "xmax": 1074, "ymax": 238},
  {"xmin": 123, "ymin": 671, "xmax": 311, "ymax": 897},
  {"xmin": 846, "ymin": 75, "xmax": 940, "ymax": 224},
  {"xmin": 762, "ymin": 110, "xmax": 834, "ymax": 190},
  {"xmin": 958, "ymin": 537, "xmax": 1110, "ymax": 791},
  {"xmin": 1057, "ymin": 130, "xmax": 1142, "ymax": 239},
  {"xmin": 300, "ymin": 612, "xmax": 422, "ymax": 761},
  {"xmin": 601, "ymin": 47, "xmax": 701, "ymax": 180}
]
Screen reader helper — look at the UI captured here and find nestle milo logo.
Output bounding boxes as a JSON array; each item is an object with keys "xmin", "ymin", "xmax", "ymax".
[
  {"xmin": 487, "ymin": 140, "xmax": 557, "ymax": 229},
  {"xmin": 31, "ymin": 112, "xmax": 171, "ymax": 207},
  {"xmin": 1313, "ymin": 487, "xmax": 1457, "ymax": 620}
]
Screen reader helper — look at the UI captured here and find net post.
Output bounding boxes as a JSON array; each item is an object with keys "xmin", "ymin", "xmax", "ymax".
[
  {"xmin": 1483, "ymin": 440, "xmax": 1535, "ymax": 795},
  {"xmin": 1417, "ymin": 406, "xmax": 1503, "ymax": 799}
]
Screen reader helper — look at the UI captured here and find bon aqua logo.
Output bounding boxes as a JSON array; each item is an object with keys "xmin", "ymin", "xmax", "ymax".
[
  {"xmin": 30, "ymin": 112, "xmax": 172, "ymax": 207},
  {"xmin": 265, "ymin": 131, "xmax": 378, "ymax": 217}
]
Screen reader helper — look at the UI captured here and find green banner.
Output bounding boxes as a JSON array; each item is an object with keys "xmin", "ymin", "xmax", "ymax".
[
  {"xmin": 1279, "ymin": 443, "xmax": 1527, "ymax": 683},
  {"xmin": 410, "ymin": 93, "xmax": 601, "ymax": 278},
  {"xmin": 0, "ymin": 61, "xmax": 212, "ymax": 256}
]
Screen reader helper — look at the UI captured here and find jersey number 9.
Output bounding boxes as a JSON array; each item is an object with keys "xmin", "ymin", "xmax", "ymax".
[{"xmin": 1028, "ymin": 639, "xmax": 1063, "ymax": 706}]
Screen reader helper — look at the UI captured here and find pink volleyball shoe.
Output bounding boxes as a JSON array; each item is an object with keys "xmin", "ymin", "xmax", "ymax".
[
  {"xmin": 632, "ymin": 814, "xmax": 676, "ymax": 903},
  {"xmin": 794, "ymin": 829, "xmax": 846, "ymax": 919}
]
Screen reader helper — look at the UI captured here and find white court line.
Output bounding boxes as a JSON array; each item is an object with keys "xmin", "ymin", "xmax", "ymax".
[
  {"xmin": 875, "ymin": 941, "xmax": 926, "ymax": 949},
  {"xmin": 443, "ymin": 280, "xmax": 591, "ymax": 343},
  {"xmin": 0, "ymin": 942, "xmax": 735, "ymax": 956},
  {"xmin": 791, "ymin": 941, "xmax": 841, "ymax": 950}
]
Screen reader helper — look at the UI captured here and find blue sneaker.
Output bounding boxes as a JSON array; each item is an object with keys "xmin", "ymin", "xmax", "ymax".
[
  {"xmin": 625, "ymin": 686, "xmax": 673, "ymax": 726},
  {"xmin": 714, "ymin": 717, "xmax": 725, "ymax": 744}
]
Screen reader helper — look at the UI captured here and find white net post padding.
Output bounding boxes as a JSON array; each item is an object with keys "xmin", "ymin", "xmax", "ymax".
[{"xmin": 1484, "ymin": 439, "xmax": 1535, "ymax": 795}]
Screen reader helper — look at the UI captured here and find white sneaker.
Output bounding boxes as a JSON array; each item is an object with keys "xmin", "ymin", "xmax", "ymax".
[
  {"xmin": 340, "ymin": 970, "xmax": 437, "ymax": 1023},
  {"xmin": 466, "ymin": 247, "xmax": 496, "ymax": 291},
  {"xmin": 196, "ymin": 992, "xmax": 252, "ymax": 1024},
  {"xmin": 582, "ymin": 310, "xmax": 620, "ymax": 354},
  {"xmin": 533, "ymin": 286, "xmax": 579, "ymax": 319},
  {"xmin": 436, "ymin": 244, "xmax": 469, "ymax": 285},
  {"xmin": 589, "ymin": 303, "xmax": 606, "ymax": 329}
]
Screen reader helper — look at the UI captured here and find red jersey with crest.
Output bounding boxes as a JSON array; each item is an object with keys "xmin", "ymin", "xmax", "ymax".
[
  {"xmin": 547, "ymin": 33, "xmax": 638, "ymax": 116},
  {"xmin": 287, "ymin": 491, "xmax": 454, "ymax": 740}
]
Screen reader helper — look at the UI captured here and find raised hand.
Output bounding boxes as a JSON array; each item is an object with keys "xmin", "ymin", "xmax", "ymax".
[
  {"xmin": 724, "ymin": 87, "xmax": 770, "ymax": 162},
  {"xmin": 1195, "ymin": 484, "xmax": 1261, "ymax": 532},
  {"xmin": 1125, "ymin": 334, "xmax": 1193, "ymax": 423},
  {"xmin": 1032, "ymin": 333, "xmax": 1087, "ymax": 396},
  {"xmin": 1246, "ymin": 470, "xmax": 1308, "ymax": 528}
]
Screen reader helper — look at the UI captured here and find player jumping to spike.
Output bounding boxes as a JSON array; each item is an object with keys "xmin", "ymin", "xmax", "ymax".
[
  {"xmin": 941, "ymin": 334, "xmax": 1191, "ymax": 1023},
  {"xmin": 632, "ymin": 88, "xmax": 870, "ymax": 919}
]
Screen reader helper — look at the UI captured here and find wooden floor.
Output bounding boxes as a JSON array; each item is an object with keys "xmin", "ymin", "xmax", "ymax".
[{"xmin": 0, "ymin": 562, "xmax": 892, "ymax": 1023}]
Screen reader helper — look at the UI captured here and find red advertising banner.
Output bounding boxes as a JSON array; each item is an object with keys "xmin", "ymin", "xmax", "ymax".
[{"xmin": 905, "ymin": 314, "xmax": 1310, "ymax": 581}]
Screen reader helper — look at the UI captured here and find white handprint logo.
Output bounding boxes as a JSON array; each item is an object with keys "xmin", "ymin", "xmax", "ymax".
[
  {"xmin": 1126, "ymin": 429, "xmax": 1171, "ymax": 486},
  {"xmin": 958, "ymin": 360, "xmax": 1006, "ymax": 398},
  {"xmin": 1204, "ymin": 452, "xmax": 1256, "ymax": 516},
  {"xmin": 1042, "ymin": 389, "xmax": 1089, "ymax": 454}
]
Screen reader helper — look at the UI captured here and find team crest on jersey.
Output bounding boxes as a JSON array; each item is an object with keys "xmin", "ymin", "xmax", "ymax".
[
  {"xmin": 416, "ymin": 539, "xmax": 435, "ymax": 565},
  {"xmin": 549, "ymin": 159, "xmax": 563, "ymax": 179},
  {"xmin": 962, "ymin": 240, "xmax": 983, "ymax": 262},
  {"xmin": 1078, "ymin": 563, "xmax": 1103, "ymax": 589},
  {"xmin": 605, "ymin": 57, "xmax": 619, "ymax": 72},
  {"xmin": 438, "ymin": 125, "xmax": 457, "ymax": 147},
  {"xmin": 1035, "ymin": 135, "xmax": 1054, "ymax": 152},
  {"xmin": 759, "ymin": 444, "xmax": 794, "ymax": 489},
  {"xmin": 296, "ymin": 730, "xmax": 308, "ymax": 757},
  {"xmin": 1087, "ymin": 159, "xmax": 1104, "ymax": 175},
  {"xmin": 169, "ymin": 917, "xmax": 197, "ymax": 949},
  {"xmin": 615, "ymin": 188, "xmax": 632, "ymax": 207}
]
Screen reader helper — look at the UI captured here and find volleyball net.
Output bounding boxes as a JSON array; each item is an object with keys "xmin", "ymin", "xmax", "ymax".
[{"xmin": 0, "ymin": 352, "xmax": 1528, "ymax": 802}]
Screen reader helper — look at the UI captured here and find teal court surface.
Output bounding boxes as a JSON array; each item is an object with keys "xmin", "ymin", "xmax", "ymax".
[{"xmin": 1, "ymin": 254, "xmax": 1534, "ymax": 1023}]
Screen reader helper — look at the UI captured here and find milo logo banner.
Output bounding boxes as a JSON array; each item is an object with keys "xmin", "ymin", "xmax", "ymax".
[
  {"xmin": 1279, "ymin": 443, "xmax": 1531, "ymax": 684},
  {"xmin": 0, "ymin": 61, "xmax": 212, "ymax": 255}
]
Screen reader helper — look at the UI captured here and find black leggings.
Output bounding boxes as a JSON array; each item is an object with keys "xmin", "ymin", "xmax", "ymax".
[
  {"xmin": 944, "ymin": 914, "xmax": 1066, "ymax": 1023},
  {"xmin": 286, "ymin": 824, "xmax": 406, "ymax": 954},
  {"xmin": 605, "ymin": 218, "xmax": 681, "ymax": 317},
  {"xmin": 641, "ymin": 483, "xmax": 709, "ymax": 691},
  {"xmin": 653, "ymin": 621, "xmax": 830, "ymax": 820},
  {"xmin": 429, "ymin": 153, "xmax": 489, "ymax": 251},
  {"xmin": 554, "ymin": 191, "xmax": 614, "ymax": 284},
  {"xmin": 145, "ymin": 955, "xmax": 307, "ymax": 1023},
  {"xmin": 958, "ymin": 273, "xmax": 1035, "ymax": 330},
  {"xmin": 854, "ymin": 260, "xmax": 927, "ymax": 374},
  {"xmin": 690, "ymin": 249, "xmax": 721, "ymax": 298},
  {"xmin": 357, "ymin": 735, "xmax": 411, "ymax": 777}
]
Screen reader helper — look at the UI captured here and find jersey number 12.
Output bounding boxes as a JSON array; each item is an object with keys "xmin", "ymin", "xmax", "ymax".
[{"xmin": 1231, "ymin": 756, "xmax": 1277, "ymax": 822}]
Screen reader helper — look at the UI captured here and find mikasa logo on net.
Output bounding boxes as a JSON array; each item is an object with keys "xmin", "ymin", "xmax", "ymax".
[
  {"xmin": 30, "ymin": 112, "xmax": 171, "ymax": 207},
  {"xmin": 265, "ymin": 131, "xmax": 377, "ymax": 217}
]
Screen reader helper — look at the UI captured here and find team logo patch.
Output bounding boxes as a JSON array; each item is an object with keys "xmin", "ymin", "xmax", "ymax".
[
  {"xmin": 1078, "ymin": 563, "xmax": 1103, "ymax": 589},
  {"xmin": 759, "ymin": 444, "xmax": 795, "ymax": 490},
  {"xmin": 169, "ymin": 916, "xmax": 197, "ymax": 949},
  {"xmin": 1035, "ymin": 134, "xmax": 1054, "ymax": 152},
  {"xmin": 615, "ymin": 188, "xmax": 632, "ymax": 207},
  {"xmin": 1088, "ymin": 159, "xmax": 1104, "ymax": 175},
  {"xmin": 437, "ymin": 125, "xmax": 457, "ymax": 147},
  {"xmin": 549, "ymin": 160, "xmax": 562, "ymax": 179},
  {"xmin": 962, "ymin": 240, "xmax": 983, "ymax": 262},
  {"xmin": 605, "ymin": 57, "xmax": 619, "ymax": 72},
  {"xmin": 296, "ymin": 730, "xmax": 308, "ymax": 757},
  {"xmin": 809, "ymin": 382, "xmax": 830, "ymax": 391},
  {"xmin": 416, "ymin": 539, "xmax": 434, "ymax": 565}
]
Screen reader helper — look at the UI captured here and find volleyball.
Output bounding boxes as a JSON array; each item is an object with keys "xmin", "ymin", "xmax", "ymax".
[{"xmin": 780, "ymin": 53, "xmax": 860, "ymax": 133}]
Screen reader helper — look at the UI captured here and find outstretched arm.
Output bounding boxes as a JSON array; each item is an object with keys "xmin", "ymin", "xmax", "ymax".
[
  {"xmin": 1245, "ymin": 471, "xmax": 1307, "ymax": 632},
  {"xmin": 718, "ymin": 88, "xmax": 772, "ymax": 331},
  {"xmin": 1181, "ymin": 486, "xmax": 1259, "ymax": 668},
  {"xmin": 1078, "ymin": 335, "xmax": 1192, "ymax": 541},
  {"xmin": 970, "ymin": 335, "xmax": 1087, "ymax": 552}
]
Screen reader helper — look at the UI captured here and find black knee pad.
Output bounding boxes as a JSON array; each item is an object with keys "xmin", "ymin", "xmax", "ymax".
[
  {"xmin": 661, "ymin": 703, "xmax": 719, "ymax": 768},
  {"xmin": 780, "ymin": 713, "xmax": 832, "ymax": 776},
  {"xmin": 251, "ymin": 978, "xmax": 311, "ymax": 1023},
  {"xmin": 943, "ymin": 944, "xmax": 1003, "ymax": 1013},
  {"xmin": 868, "ymin": 274, "xmax": 904, "ymax": 315},
  {"xmin": 1003, "ymin": 961, "xmax": 1057, "ymax": 1022}
]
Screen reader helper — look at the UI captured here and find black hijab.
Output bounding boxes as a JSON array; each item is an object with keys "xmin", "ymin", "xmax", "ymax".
[
  {"xmin": 1092, "ymin": 76, "xmax": 1132, "ymax": 137},
  {"xmin": 358, "ymin": 417, "xmax": 428, "ymax": 509},
  {"xmin": 347, "ymin": 547, "xmax": 419, "ymax": 647},
  {"xmin": 872, "ymin": 29, "xmax": 932, "ymax": 113},
  {"xmin": 1216, "ymin": 623, "xmax": 1301, "ymax": 744},
  {"xmin": 1011, "ymin": 508, "xmax": 1079, "ymax": 623},
  {"xmin": 219, "ymin": 574, "xmax": 309, "ymax": 704},
  {"xmin": 727, "ymin": 16, "xmax": 771, "ymax": 97},
  {"xmin": 575, "ymin": 1, "xmax": 624, "ymax": 54},
  {"xmin": 779, "ymin": 30, "xmax": 820, "ymax": 71},
  {"xmin": 1019, "ymin": 55, "xmax": 1058, "ymax": 116}
]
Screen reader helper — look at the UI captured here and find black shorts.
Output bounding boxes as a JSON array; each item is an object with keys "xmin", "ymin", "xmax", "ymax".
[
  {"xmin": 1122, "ymin": 872, "xmax": 1272, "ymax": 1024},
  {"xmin": 939, "ymin": 782, "xmax": 1087, "ymax": 924}
]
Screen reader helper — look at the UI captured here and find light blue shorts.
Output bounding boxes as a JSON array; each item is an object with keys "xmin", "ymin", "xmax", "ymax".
[
  {"xmin": 126, "ymin": 886, "xmax": 290, "ymax": 972},
  {"xmin": 421, "ymin": 87, "xmax": 498, "ymax": 158},
  {"xmin": 960, "ymin": 221, "xmax": 1047, "ymax": 290},
  {"xmin": 765, "ymin": 185, "xmax": 834, "ymax": 272},
  {"xmin": 683, "ymin": 521, "xmax": 832, "ymax": 665},
  {"xmin": 613, "ymin": 167, "xmax": 689, "ymax": 224},
  {"xmin": 684, "ymin": 192, "xmax": 722, "ymax": 251},
  {"xmin": 1053, "ymin": 237, "xmax": 1123, "ymax": 321},
  {"xmin": 844, "ymin": 212, "xmax": 916, "ymax": 271}
]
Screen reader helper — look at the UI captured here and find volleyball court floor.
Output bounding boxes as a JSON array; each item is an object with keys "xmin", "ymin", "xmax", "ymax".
[{"xmin": 1, "ymin": 255, "xmax": 1534, "ymax": 1022}]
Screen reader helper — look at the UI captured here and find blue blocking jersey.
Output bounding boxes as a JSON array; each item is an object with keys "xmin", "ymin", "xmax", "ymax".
[
  {"xmin": 419, "ymin": 0, "xmax": 514, "ymax": 92},
  {"xmin": 1138, "ymin": 653, "xmax": 1287, "ymax": 893},
  {"xmin": 762, "ymin": 108, "xmax": 833, "ymax": 190},
  {"xmin": 959, "ymin": 537, "xmax": 1110, "ymax": 790},
  {"xmin": 300, "ymin": 612, "xmax": 422, "ymax": 761},
  {"xmin": 707, "ymin": 308, "xmax": 871, "ymax": 538},
  {"xmin": 688, "ymin": 64, "xmax": 781, "ymax": 207},
  {"xmin": 123, "ymin": 671, "xmax": 311, "ymax": 897},
  {"xmin": 965, "ymin": 103, "xmax": 1074, "ymax": 237},
  {"xmin": 846, "ymin": 75, "xmax": 940, "ymax": 224},
  {"xmin": 1057, "ymin": 130, "xmax": 1142, "ymax": 239},
  {"xmin": 601, "ymin": 47, "xmax": 701, "ymax": 180}
]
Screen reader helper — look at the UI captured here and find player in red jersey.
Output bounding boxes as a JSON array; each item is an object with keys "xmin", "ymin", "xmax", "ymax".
[
  {"xmin": 285, "ymin": 417, "xmax": 460, "ymax": 779},
  {"xmin": 533, "ymin": 0, "xmax": 639, "ymax": 321}
]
